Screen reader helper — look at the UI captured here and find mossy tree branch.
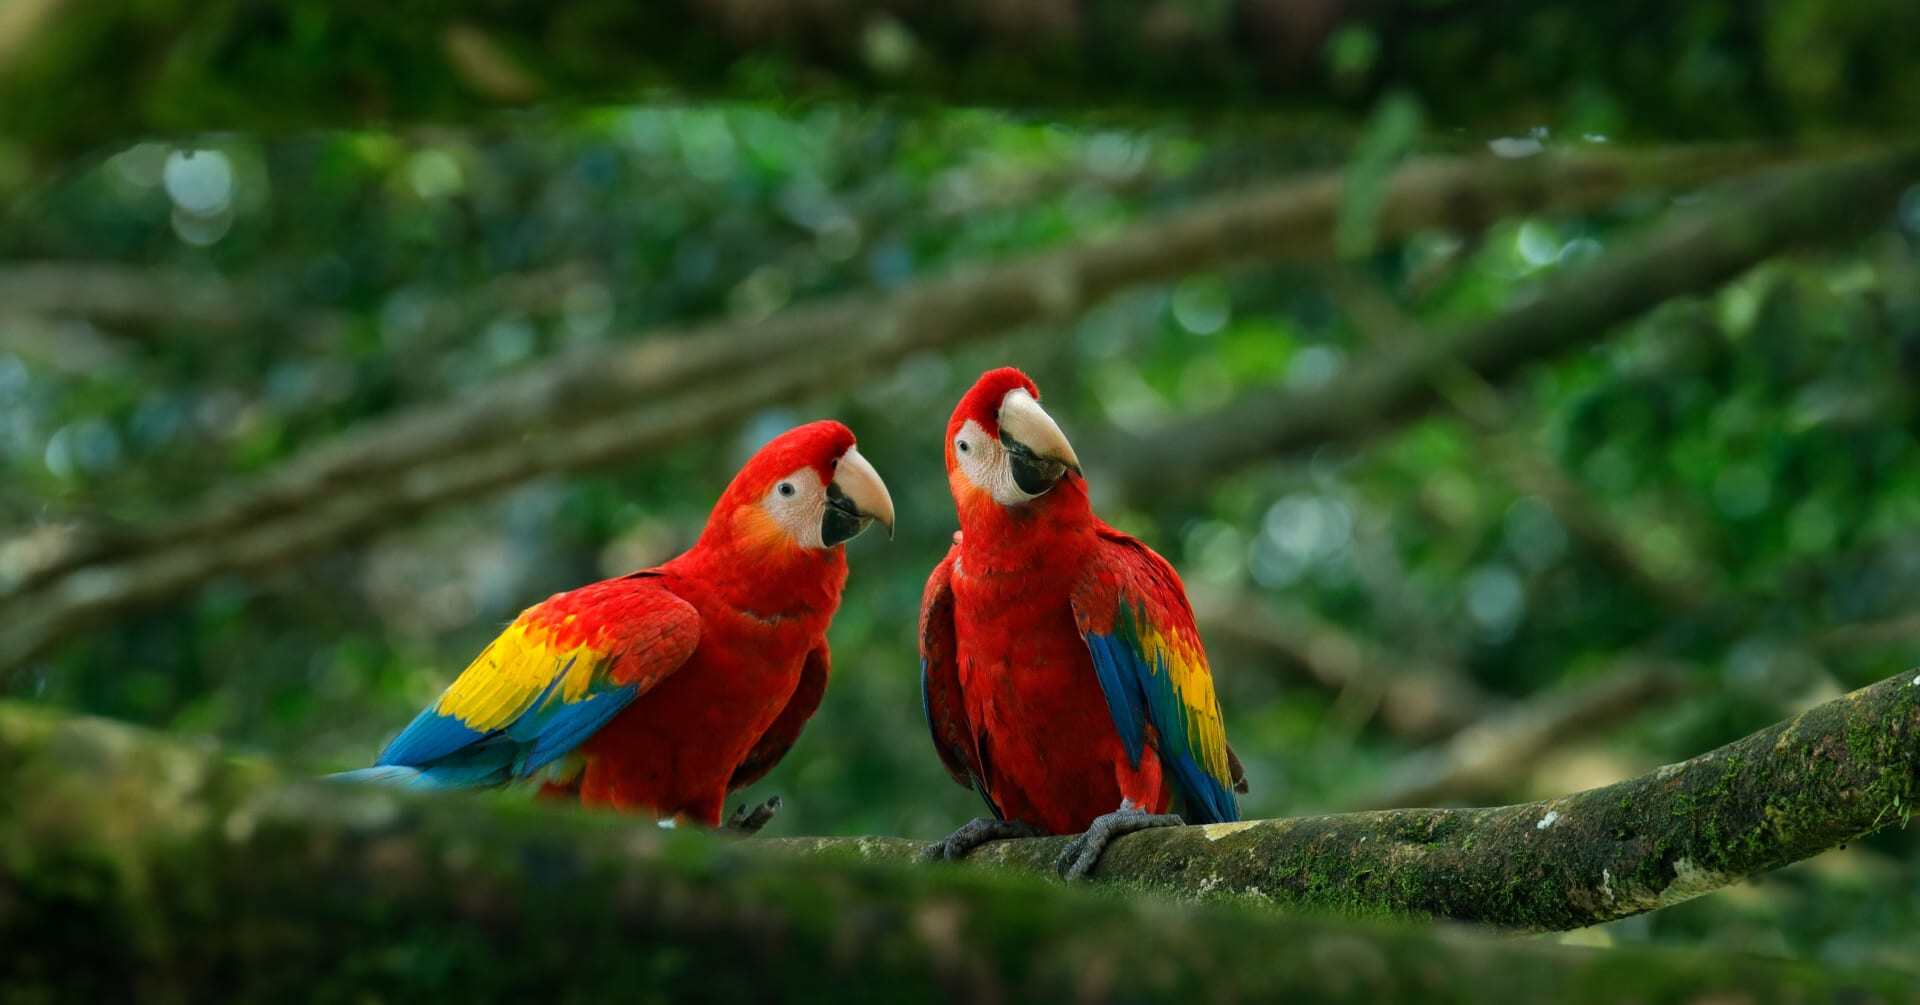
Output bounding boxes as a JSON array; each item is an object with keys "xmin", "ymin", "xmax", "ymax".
[
  {"xmin": 770, "ymin": 670, "xmax": 1920, "ymax": 931},
  {"xmin": 2, "ymin": 674, "xmax": 1918, "ymax": 1001}
]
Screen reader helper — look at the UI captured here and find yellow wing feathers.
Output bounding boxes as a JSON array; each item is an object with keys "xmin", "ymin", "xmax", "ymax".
[
  {"xmin": 435, "ymin": 619, "xmax": 606, "ymax": 732},
  {"xmin": 1131, "ymin": 620, "xmax": 1232, "ymax": 787}
]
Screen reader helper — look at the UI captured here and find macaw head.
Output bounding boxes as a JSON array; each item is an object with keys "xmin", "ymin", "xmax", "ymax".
[
  {"xmin": 945, "ymin": 367, "xmax": 1084, "ymax": 516},
  {"xmin": 711, "ymin": 420, "xmax": 895, "ymax": 554}
]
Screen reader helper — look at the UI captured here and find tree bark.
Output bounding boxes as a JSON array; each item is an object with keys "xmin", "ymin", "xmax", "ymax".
[
  {"xmin": 771, "ymin": 670, "xmax": 1920, "ymax": 930},
  {"xmin": 2, "ymin": 674, "xmax": 1918, "ymax": 1002},
  {"xmin": 0, "ymin": 147, "xmax": 1771, "ymax": 676},
  {"xmin": 1, "ymin": 1, "xmax": 1915, "ymax": 156}
]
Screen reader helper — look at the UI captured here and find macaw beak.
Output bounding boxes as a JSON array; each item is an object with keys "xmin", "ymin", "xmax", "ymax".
[
  {"xmin": 997, "ymin": 388, "xmax": 1081, "ymax": 496},
  {"xmin": 822, "ymin": 445, "xmax": 895, "ymax": 546}
]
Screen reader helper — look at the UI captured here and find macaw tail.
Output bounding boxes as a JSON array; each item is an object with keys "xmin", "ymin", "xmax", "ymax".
[
  {"xmin": 327, "ymin": 765, "xmax": 434, "ymax": 787},
  {"xmin": 326, "ymin": 745, "xmax": 516, "ymax": 790}
]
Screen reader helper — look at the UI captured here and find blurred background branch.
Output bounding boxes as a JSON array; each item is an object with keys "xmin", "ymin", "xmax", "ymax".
[
  {"xmin": 1110, "ymin": 151, "xmax": 1920, "ymax": 493},
  {"xmin": 1341, "ymin": 660, "xmax": 1692, "ymax": 810},
  {"xmin": 0, "ymin": 262, "xmax": 268, "ymax": 330},
  {"xmin": 1317, "ymin": 266, "xmax": 1716, "ymax": 617},
  {"xmin": 0, "ymin": 147, "xmax": 1785, "ymax": 675},
  {"xmin": 1191, "ymin": 584, "xmax": 1493, "ymax": 741}
]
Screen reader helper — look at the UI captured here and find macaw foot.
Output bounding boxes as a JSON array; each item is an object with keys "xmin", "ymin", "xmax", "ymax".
[
  {"xmin": 922, "ymin": 817, "xmax": 1044, "ymax": 862},
  {"xmin": 1053, "ymin": 803, "xmax": 1184, "ymax": 880},
  {"xmin": 725, "ymin": 795, "xmax": 783, "ymax": 835}
]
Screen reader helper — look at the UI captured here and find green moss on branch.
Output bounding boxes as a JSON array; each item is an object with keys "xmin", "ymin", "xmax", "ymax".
[
  {"xmin": 1, "ymin": 691, "xmax": 1916, "ymax": 1002},
  {"xmin": 771, "ymin": 670, "xmax": 1920, "ymax": 931}
]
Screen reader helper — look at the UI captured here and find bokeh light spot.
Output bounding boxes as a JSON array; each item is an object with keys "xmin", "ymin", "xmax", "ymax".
[
  {"xmin": 1171, "ymin": 276, "xmax": 1231, "ymax": 336},
  {"xmin": 162, "ymin": 148, "xmax": 234, "ymax": 216}
]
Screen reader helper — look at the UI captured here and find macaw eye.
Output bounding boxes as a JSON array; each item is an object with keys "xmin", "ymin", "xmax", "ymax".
[
  {"xmin": 956, "ymin": 439, "xmax": 970, "ymax": 453},
  {"xmin": 777, "ymin": 482, "xmax": 796, "ymax": 497}
]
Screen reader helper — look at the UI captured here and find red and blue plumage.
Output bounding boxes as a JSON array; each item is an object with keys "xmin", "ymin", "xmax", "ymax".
[
  {"xmin": 365, "ymin": 574, "xmax": 702, "ymax": 790},
  {"xmin": 1073, "ymin": 532, "xmax": 1241, "ymax": 825},
  {"xmin": 922, "ymin": 368, "xmax": 1244, "ymax": 872},
  {"xmin": 342, "ymin": 420, "xmax": 891, "ymax": 827}
]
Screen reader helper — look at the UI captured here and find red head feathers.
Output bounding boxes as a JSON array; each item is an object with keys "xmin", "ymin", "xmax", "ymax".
[
  {"xmin": 946, "ymin": 366, "xmax": 1042, "ymax": 444},
  {"xmin": 944, "ymin": 368, "xmax": 1083, "ymax": 514},
  {"xmin": 697, "ymin": 420, "xmax": 893, "ymax": 558},
  {"xmin": 713, "ymin": 420, "xmax": 858, "ymax": 512}
]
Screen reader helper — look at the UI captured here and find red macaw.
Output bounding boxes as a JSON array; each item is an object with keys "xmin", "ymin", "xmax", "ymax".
[
  {"xmin": 921, "ymin": 368, "xmax": 1247, "ymax": 877},
  {"xmin": 337, "ymin": 420, "xmax": 893, "ymax": 830}
]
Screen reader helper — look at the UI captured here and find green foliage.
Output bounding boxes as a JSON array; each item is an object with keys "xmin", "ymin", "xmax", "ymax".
[{"xmin": 3, "ymin": 69, "xmax": 1919, "ymax": 987}]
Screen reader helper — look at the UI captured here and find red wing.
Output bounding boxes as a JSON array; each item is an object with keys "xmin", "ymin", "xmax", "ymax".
[
  {"xmin": 545, "ymin": 571, "xmax": 704, "ymax": 691},
  {"xmin": 920, "ymin": 546, "xmax": 985, "ymax": 792},
  {"xmin": 729, "ymin": 645, "xmax": 830, "ymax": 791},
  {"xmin": 376, "ymin": 571, "xmax": 700, "ymax": 780}
]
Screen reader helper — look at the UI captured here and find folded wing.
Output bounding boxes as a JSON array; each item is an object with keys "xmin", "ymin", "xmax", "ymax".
[
  {"xmin": 919, "ymin": 547, "xmax": 1000, "ymax": 816},
  {"xmin": 729, "ymin": 645, "xmax": 830, "ymax": 791},
  {"xmin": 366, "ymin": 572, "xmax": 700, "ymax": 788},
  {"xmin": 1071, "ymin": 528, "xmax": 1239, "ymax": 824}
]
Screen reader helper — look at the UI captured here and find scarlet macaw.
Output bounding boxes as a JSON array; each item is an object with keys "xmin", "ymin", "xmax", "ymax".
[
  {"xmin": 337, "ymin": 420, "xmax": 894, "ymax": 830},
  {"xmin": 921, "ymin": 368, "xmax": 1247, "ymax": 877}
]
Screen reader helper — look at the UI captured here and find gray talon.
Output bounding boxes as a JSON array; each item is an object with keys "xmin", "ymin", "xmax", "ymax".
[
  {"xmin": 925, "ymin": 817, "xmax": 1043, "ymax": 862},
  {"xmin": 726, "ymin": 795, "xmax": 783, "ymax": 835},
  {"xmin": 1053, "ymin": 805, "xmax": 1184, "ymax": 880}
]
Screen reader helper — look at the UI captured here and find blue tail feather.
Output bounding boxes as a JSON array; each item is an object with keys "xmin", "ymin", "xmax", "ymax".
[{"xmin": 329, "ymin": 742, "xmax": 517, "ymax": 790}]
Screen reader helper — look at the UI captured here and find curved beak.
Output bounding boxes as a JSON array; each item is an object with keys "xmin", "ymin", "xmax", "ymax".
[
  {"xmin": 822, "ymin": 445, "xmax": 895, "ymax": 546},
  {"xmin": 997, "ymin": 389, "xmax": 1081, "ymax": 495}
]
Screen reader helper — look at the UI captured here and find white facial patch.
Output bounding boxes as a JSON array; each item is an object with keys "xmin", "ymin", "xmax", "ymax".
[
  {"xmin": 762, "ymin": 465, "xmax": 828, "ymax": 549},
  {"xmin": 952, "ymin": 418, "xmax": 1042, "ymax": 506}
]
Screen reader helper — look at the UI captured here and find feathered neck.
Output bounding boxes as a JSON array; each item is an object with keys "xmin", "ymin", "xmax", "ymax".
[
  {"xmin": 669, "ymin": 525, "xmax": 848, "ymax": 622},
  {"xmin": 954, "ymin": 473, "xmax": 1097, "ymax": 579}
]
